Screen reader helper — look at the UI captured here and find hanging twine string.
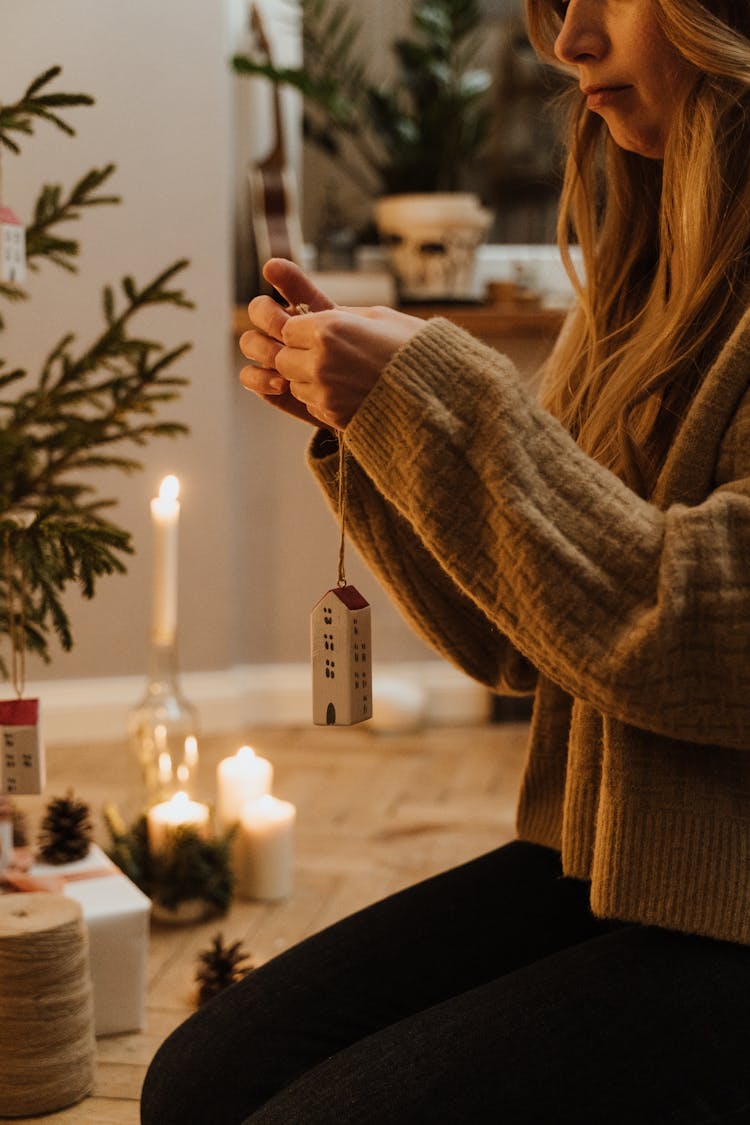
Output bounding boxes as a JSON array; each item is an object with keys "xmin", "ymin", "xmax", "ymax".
[
  {"xmin": 3, "ymin": 532, "xmax": 27, "ymax": 698},
  {"xmin": 337, "ymin": 436, "xmax": 347, "ymax": 587},
  {"xmin": 289, "ymin": 301, "xmax": 348, "ymax": 587},
  {"xmin": 0, "ymin": 893, "xmax": 96, "ymax": 1117}
]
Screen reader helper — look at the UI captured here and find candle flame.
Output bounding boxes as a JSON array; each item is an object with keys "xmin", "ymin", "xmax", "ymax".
[
  {"xmin": 159, "ymin": 474, "xmax": 180, "ymax": 502},
  {"xmin": 237, "ymin": 745, "xmax": 256, "ymax": 764},
  {"xmin": 172, "ymin": 791, "xmax": 189, "ymax": 806},
  {"xmin": 184, "ymin": 735, "xmax": 199, "ymax": 769}
]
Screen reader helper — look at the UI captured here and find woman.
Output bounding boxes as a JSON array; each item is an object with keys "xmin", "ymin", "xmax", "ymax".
[{"xmin": 142, "ymin": 0, "xmax": 750, "ymax": 1121}]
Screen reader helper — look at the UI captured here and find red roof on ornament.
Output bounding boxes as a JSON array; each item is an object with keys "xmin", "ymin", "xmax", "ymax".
[
  {"xmin": 312, "ymin": 585, "xmax": 369, "ymax": 611},
  {"xmin": 334, "ymin": 585, "xmax": 369, "ymax": 610},
  {"xmin": 0, "ymin": 207, "xmax": 22, "ymax": 225}
]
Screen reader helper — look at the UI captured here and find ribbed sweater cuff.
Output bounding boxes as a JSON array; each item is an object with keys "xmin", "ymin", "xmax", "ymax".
[{"xmin": 590, "ymin": 804, "xmax": 750, "ymax": 944}]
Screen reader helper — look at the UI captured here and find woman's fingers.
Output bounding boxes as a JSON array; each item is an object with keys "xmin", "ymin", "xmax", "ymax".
[
  {"xmin": 239, "ymin": 327, "xmax": 283, "ymax": 369},
  {"xmin": 244, "ymin": 258, "xmax": 336, "ymax": 347},
  {"xmin": 239, "ymin": 362, "xmax": 287, "ymax": 395},
  {"xmin": 238, "ymin": 261, "xmax": 421, "ymax": 431},
  {"xmin": 270, "ymin": 306, "xmax": 424, "ymax": 429},
  {"xmin": 245, "ymin": 295, "xmax": 291, "ymax": 344}
]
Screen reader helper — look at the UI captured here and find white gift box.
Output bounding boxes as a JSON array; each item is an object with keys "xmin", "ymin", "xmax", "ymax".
[{"xmin": 27, "ymin": 844, "xmax": 151, "ymax": 1036}]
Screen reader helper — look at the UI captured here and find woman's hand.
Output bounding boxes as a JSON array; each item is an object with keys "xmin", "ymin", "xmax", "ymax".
[
  {"xmin": 239, "ymin": 259, "xmax": 335, "ymax": 427},
  {"xmin": 239, "ymin": 258, "xmax": 424, "ymax": 430}
]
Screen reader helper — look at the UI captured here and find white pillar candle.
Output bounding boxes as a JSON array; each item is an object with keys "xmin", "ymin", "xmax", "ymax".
[
  {"xmin": 216, "ymin": 745, "xmax": 274, "ymax": 828},
  {"xmin": 236, "ymin": 794, "xmax": 296, "ymax": 901},
  {"xmin": 146, "ymin": 790, "xmax": 210, "ymax": 855},
  {"xmin": 150, "ymin": 474, "xmax": 180, "ymax": 646}
]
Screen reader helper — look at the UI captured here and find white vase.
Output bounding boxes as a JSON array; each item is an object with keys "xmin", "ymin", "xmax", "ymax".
[{"xmin": 373, "ymin": 192, "xmax": 493, "ymax": 302}]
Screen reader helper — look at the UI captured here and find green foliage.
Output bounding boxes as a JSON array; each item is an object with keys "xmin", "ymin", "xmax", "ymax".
[
  {"xmin": 232, "ymin": 0, "xmax": 493, "ymax": 196},
  {"xmin": 0, "ymin": 67, "xmax": 192, "ymax": 674},
  {"xmin": 104, "ymin": 804, "xmax": 235, "ymax": 914},
  {"xmin": 25, "ymin": 165, "xmax": 121, "ymax": 276},
  {"xmin": 0, "ymin": 66, "xmax": 93, "ymax": 154}
]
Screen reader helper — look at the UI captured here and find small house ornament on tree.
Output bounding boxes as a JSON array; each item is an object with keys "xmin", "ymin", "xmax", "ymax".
[
  {"xmin": 0, "ymin": 698, "xmax": 45, "ymax": 795},
  {"xmin": 1, "ymin": 535, "xmax": 45, "ymax": 797},
  {"xmin": 0, "ymin": 206, "xmax": 26, "ymax": 285},
  {"xmin": 310, "ymin": 438, "xmax": 373, "ymax": 726}
]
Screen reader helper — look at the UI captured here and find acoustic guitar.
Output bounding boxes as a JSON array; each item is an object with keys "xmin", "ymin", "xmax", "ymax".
[{"xmin": 248, "ymin": 4, "xmax": 306, "ymax": 275}]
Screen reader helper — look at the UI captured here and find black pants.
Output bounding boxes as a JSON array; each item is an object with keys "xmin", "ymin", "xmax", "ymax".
[{"xmin": 141, "ymin": 840, "xmax": 750, "ymax": 1124}]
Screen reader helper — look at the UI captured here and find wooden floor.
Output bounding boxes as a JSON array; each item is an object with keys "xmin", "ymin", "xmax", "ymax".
[{"xmin": 12, "ymin": 719, "xmax": 529, "ymax": 1124}]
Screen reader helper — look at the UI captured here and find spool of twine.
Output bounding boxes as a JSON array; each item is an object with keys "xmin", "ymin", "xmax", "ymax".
[{"xmin": 0, "ymin": 893, "xmax": 96, "ymax": 1118}]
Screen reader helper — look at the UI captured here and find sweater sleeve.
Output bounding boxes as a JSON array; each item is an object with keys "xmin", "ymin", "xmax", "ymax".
[
  {"xmin": 307, "ymin": 434, "xmax": 538, "ymax": 696},
  {"xmin": 333, "ymin": 317, "xmax": 750, "ymax": 751}
]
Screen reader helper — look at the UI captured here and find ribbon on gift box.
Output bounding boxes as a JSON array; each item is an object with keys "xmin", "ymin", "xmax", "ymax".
[{"xmin": 0, "ymin": 847, "xmax": 117, "ymax": 894}]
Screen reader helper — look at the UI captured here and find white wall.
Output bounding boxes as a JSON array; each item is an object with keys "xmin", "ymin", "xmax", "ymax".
[
  {"xmin": 2, "ymin": 0, "xmax": 237, "ymax": 680},
  {"xmin": 1, "ymin": 0, "xmax": 441, "ymax": 699}
]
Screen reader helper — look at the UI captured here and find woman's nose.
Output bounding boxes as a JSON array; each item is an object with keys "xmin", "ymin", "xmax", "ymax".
[{"xmin": 554, "ymin": 0, "xmax": 608, "ymax": 65}]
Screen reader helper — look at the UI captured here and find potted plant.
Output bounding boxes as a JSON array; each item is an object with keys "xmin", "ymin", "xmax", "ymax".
[{"xmin": 232, "ymin": 0, "xmax": 495, "ymax": 300}]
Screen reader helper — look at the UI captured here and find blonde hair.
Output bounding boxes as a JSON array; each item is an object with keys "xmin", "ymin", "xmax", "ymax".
[{"xmin": 525, "ymin": 0, "xmax": 750, "ymax": 495}]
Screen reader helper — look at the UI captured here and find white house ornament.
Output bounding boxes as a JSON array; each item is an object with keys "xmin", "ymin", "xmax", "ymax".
[
  {"xmin": 311, "ymin": 585, "xmax": 372, "ymax": 726},
  {"xmin": 0, "ymin": 206, "xmax": 26, "ymax": 285}
]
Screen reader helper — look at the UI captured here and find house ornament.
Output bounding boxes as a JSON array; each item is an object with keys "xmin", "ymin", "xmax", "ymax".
[
  {"xmin": 0, "ymin": 206, "xmax": 26, "ymax": 285},
  {"xmin": 311, "ymin": 584, "xmax": 372, "ymax": 727}
]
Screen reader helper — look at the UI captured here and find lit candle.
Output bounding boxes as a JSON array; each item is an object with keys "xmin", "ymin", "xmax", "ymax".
[
  {"xmin": 184, "ymin": 735, "xmax": 199, "ymax": 771},
  {"xmin": 216, "ymin": 745, "xmax": 273, "ymax": 828},
  {"xmin": 236, "ymin": 794, "xmax": 296, "ymax": 900},
  {"xmin": 158, "ymin": 750, "xmax": 173, "ymax": 788},
  {"xmin": 146, "ymin": 790, "xmax": 210, "ymax": 855},
  {"xmin": 150, "ymin": 474, "xmax": 180, "ymax": 646}
]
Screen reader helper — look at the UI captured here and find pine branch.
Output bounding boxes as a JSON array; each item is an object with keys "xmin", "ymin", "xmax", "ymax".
[
  {"xmin": 0, "ymin": 261, "xmax": 193, "ymax": 670},
  {"xmin": 23, "ymin": 165, "xmax": 121, "ymax": 276},
  {"xmin": 0, "ymin": 69, "xmax": 120, "ymax": 300},
  {"xmin": 0, "ymin": 287, "xmax": 28, "ymax": 331},
  {"xmin": 0, "ymin": 66, "xmax": 193, "ymax": 674},
  {"xmin": 104, "ymin": 808, "xmax": 235, "ymax": 914},
  {"xmin": 0, "ymin": 66, "xmax": 93, "ymax": 155}
]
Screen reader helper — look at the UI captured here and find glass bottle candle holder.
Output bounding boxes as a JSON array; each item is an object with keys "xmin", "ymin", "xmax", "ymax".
[{"xmin": 129, "ymin": 640, "xmax": 199, "ymax": 804}]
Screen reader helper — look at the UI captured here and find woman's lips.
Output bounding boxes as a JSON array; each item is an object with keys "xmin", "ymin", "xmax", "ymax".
[{"xmin": 583, "ymin": 85, "xmax": 633, "ymax": 109}]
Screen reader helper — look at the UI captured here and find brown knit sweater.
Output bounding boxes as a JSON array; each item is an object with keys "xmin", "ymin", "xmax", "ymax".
[{"xmin": 307, "ymin": 313, "xmax": 750, "ymax": 946}]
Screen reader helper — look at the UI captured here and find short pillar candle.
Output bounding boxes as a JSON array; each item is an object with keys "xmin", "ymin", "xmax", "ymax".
[
  {"xmin": 237, "ymin": 794, "xmax": 296, "ymax": 901},
  {"xmin": 216, "ymin": 746, "xmax": 273, "ymax": 828},
  {"xmin": 146, "ymin": 791, "xmax": 210, "ymax": 855}
]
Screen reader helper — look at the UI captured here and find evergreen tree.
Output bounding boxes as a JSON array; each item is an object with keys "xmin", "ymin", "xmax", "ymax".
[{"xmin": 0, "ymin": 66, "xmax": 192, "ymax": 677}]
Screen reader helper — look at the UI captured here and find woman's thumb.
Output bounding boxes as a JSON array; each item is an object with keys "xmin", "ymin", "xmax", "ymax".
[{"xmin": 262, "ymin": 258, "xmax": 335, "ymax": 312}]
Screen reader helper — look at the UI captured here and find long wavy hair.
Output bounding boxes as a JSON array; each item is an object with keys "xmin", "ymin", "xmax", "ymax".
[{"xmin": 525, "ymin": 0, "xmax": 750, "ymax": 495}]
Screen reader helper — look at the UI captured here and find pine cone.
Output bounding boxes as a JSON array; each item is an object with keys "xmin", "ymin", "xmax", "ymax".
[
  {"xmin": 195, "ymin": 933, "xmax": 253, "ymax": 1006},
  {"xmin": 37, "ymin": 790, "xmax": 93, "ymax": 864}
]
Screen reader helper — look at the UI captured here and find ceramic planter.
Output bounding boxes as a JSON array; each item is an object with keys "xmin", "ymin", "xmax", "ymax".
[{"xmin": 373, "ymin": 192, "xmax": 493, "ymax": 301}]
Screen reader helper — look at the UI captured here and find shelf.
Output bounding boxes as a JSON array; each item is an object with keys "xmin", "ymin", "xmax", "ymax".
[{"xmin": 233, "ymin": 302, "xmax": 567, "ymax": 343}]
